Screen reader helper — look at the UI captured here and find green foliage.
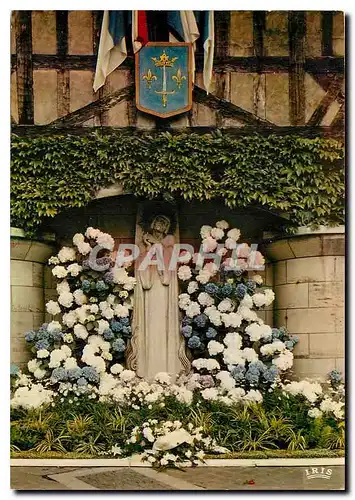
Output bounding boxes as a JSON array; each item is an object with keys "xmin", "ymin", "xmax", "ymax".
[
  {"xmin": 10, "ymin": 389, "xmax": 345, "ymax": 456},
  {"xmin": 11, "ymin": 131, "xmax": 344, "ymax": 235}
]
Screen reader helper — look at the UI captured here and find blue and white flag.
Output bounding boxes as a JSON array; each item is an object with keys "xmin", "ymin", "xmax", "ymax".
[
  {"xmin": 167, "ymin": 11, "xmax": 199, "ymax": 82},
  {"xmin": 201, "ymin": 11, "xmax": 214, "ymax": 94},
  {"xmin": 93, "ymin": 11, "xmax": 127, "ymax": 92}
]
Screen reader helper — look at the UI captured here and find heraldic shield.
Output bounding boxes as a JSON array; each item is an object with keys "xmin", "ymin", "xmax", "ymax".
[{"xmin": 136, "ymin": 42, "xmax": 193, "ymax": 118}]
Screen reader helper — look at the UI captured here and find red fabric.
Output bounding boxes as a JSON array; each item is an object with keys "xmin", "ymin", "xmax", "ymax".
[{"xmin": 137, "ymin": 11, "xmax": 148, "ymax": 46}]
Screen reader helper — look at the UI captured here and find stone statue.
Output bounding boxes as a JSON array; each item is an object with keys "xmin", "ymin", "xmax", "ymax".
[{"xmin": 126, "ymin": 211, "xmax": 190, "ymax": 380}]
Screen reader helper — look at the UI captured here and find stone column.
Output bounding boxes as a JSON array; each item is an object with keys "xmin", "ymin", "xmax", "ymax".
[
  {"xmin": 10, "ymin": 229, "xmax": 56, "ymax": 367},
  {"xmin": 263, "ymin": 226, "xmax": 344, "ymax": 380}
]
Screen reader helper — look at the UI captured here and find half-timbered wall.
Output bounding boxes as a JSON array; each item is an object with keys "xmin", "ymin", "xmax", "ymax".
[{"xmin": 11, "ymin": 10, "xmax": 345, "ymax": 136}]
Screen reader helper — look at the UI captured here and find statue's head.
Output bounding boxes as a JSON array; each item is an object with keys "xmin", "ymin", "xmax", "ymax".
[{"xmin": 150, "ymin": 215, "xmax": 171, "ymax": 235}]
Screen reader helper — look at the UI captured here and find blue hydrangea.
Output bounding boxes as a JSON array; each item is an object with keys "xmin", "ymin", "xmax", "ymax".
[
  {"xmin": 194, "ymin": 313, "xmax": 208, "ymax": 328},
  {"xmin": 328, "ymin": 369, "xmax": 342, "ymax": 384},
  {"xmin": 81, "ymin": 366, "xmax": 100, "ymax": 383},
  {"xmin": 104, "ymin": 272, "xmax": 114, "ymax": 284},
  {"xmin": 51, "ymin": 367, "xmax": 68, "ymax": 381},
  {"xmin": 221, "ymin": 283, "xmax": 234, "ymax": 297},
  {"xmin": 234, "ymin": 268, "xmax": 244, "ymax": 277},
  {"xmin": 35, "ymin": 339, "xmax": 50, "ymax": 351},
  {"xmin": 181, "ymin": 325, "xmax": 193, "ymax": 338},
  {"xmin": 25, "ymin": 331, "xmax": 36, "ymax": 342},
  {"xmin": 112, "ymin": 339, "xmax": 126, "ymax": 352},
  {"xmin": 103, "ymin": 328, "xmax": 114, "ymax": 340},
  {"xmin": 250, "ymin": 360, "xmax": 267, "ymax": 373},
  {"xmin": 10, "ymin": 363, "xmax": 19, "ymax": 376},
  {"xmin": 120, "ymin": 317, "xmax": 130, "ymax": 326},
  {"xmin": 246, "ymin": 280, "xmax": 257, "ymax": 292},
  {"xmin": 245, "ymin": 365, "xmax": 260, "ymax": 385},
  {"xmin": 204, "ymin": 283, "xmax": 219, "ymax": 296},
  {"xmin": 67, "ymin": 367, "xmax": 82, "ymax": 380},
  {"xmin": 49, "ymin": 329, "xmax": 63, "ymax": 342},
  {"xmin": 284, "ymin": 341, "xmax": 294, "ymax": 351},
  {"xmin": 206, "ymin": 327, "xmax": 217, "ymax": 339},
  {"xmin": 236, "ymin": 283, "xmax": 247, "ymax": 299},
  {"xmin": 121, "ymin": 326, "xmax": 131, "ymax": 337},
  {"xmin": 82, "ymin": 279, "xmax": 91, "ymax": 292},
  {"xmin": 230, "ymin": 364, "xmax": 246, "ymax": 382},
  {"xmin": 110, "ymin": 320, "xmax": 123, "ymax": 333},
  {"xmin": 290, "ymin": 335, "xmax": 299, "ymax": 345},
  {"xmin": 271, "ymin": 328, "xmax": 281, "ymax": 339},
  {"xmin": 77, "ymin": 377, "xmax": 88, "ymax": 387},
  {"xmin": 263, "ymin": 365, "xmax": 279, "ymax": 383},
  {"xmin": 182, "ymin": 316, "xmax": 193, "ymax": 326},
  {"xmin": 187, "ymin": 335, "xmax": 201, "ymax": 349},
  {"xmin": 96, "ymin": 280, "xmax": 107, "ymax": 292}
]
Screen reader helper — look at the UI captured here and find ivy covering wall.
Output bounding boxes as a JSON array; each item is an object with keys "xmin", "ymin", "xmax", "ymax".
[{"xmin": 11, "ymin": 131, "xmax": 344, "ymax": 235}]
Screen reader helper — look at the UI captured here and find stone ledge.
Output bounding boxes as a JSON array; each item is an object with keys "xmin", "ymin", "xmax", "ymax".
[{"xmin": 264, "ymin": 233, "xmax": 345, "ymax": 261}]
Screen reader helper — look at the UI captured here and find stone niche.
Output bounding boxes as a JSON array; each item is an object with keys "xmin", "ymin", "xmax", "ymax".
[
  {"xmin": 263, "ymin": 228, "xmax": 345, "ymax": 380},
  {"xmin": 10, "ymin": 233, "xmax": 57, "ymax": 367}
]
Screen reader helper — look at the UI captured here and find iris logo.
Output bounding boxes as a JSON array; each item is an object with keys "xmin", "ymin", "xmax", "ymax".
[{"xmin": 305, "ymin": 467, "xmax": 333, "ymax": 480}]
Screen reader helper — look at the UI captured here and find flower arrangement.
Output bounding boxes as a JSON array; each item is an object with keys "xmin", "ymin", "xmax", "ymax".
[
  {"xmin": 23, "ymin": 227, "xmax": 136, "ymax": 392},
  {"xmin": 178, "ymin": 220, "xmax": 298, "ymax": 393}
]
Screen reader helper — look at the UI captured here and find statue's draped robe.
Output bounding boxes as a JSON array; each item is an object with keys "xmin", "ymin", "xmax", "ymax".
[{"xmin": 126, "ymin": 221, "xmax": 190, "ymax": 380}]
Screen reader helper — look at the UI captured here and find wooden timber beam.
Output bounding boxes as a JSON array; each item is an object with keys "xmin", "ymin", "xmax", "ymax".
[
  {"xmin": 11, "ymin": 124, "xmax": 344, "ymax": 139},
  {"xmin": 15, "ymin": 11, "xmax": 34, "ymax": 124},
  {"xmin": 46, "ymin": 84, "xmax": 134, "ymax": 128},
  {"xmin": 288, "ymin": 12, "xmax": 306, "ymax": 126},
  {"xmin": 307, "ymin": 74, "xmax": 345, "ymax": 126},
  {"xmin": 11, "ymin": 54, "xmax": 345, "ymax": 74},
  {"xmin": 193, "ymin": 85, "xmax": 276, "ymax": 127}
]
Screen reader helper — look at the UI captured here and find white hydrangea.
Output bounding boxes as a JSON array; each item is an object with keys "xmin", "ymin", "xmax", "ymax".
[
  {"xmin": 216, "ymin": 371, "xmax": 236, "ymax": 390},
  {"xmin": 48, "ymin": 256, "xmax": 60, "ymax": 265},
  {"xmin": 96, "ymin": 232, "xmax": 115, "ymax": 251},
  {"xmin": 221, "ymin": 312, "xmax": 242, "ymax": 328},
  {"xmin": 74, "ymin": 324, "xmax": 89, "ymax": 340},
  {"xmin": 308, "ymin": 408, "xmax": 323, "ymax": 418},
  {"xmin": 245, "ymin": 323, "xmax": 272, "ymax": 341},
  {"xmin": 238, "ymin": 305, "xmax": 258, "ymax": 322},
  {"xmin": 57, "ymin": 280, "xmax": 70, "ymax": 295},
  {"xmin": 272, "ymin": 350, "xmax": 294, "ymax": 371},
  {"xmin": 223, "ymin": 348, "xmax": 245, "ymax": 366},
  {"xmin": 207, "ymin": 340, "xmax": 224, "ymax": 356},
  {"xmin": 223, "ymin": 332, "xmax": 242, "ymax": 349},
  {"xmin": 62, "ymin": 310, "xmax": 77, "ymax": 327},
  {"xmin": 178, "ymin": 293, "xmax": 191, "ymax": 310},
  {"xmin": 97, "ymin": 319, "xmax": 110, "ymax": 335},
  {"xmin": 77, "ymin": 242, "xmax": 91, "ymax": 255},
  {"xmin": 201, "ymin": 388, "xmax": 218, "ymax": 401},
  {"xmin": 57, "ymin": 246, "xmax": 76, "ymax": 263},
  {"xmin": 283, "ymin": 380, "xmax": 323, "ymax": 403},
  {"xmin": 225, "ymin": 238, "xmax": 237, "ymax": 250},
  {"xmin": 252, "ymin": 274, "xmax": 263, "ymax": 285},
  {"xmin": 120, "ymin": 370, "xmax": 136, "ymax": 382},
  {"xmin": 64, "ymin": 357, "xmax": 78, "ymax": 369},
  {"xmin": 46, "ymin": 300, "xmax": 61, "ymax": 316},
  {"xmin": 58, "ymin": 291, "xmax": 74, "ymax": 308},
  {"xmin": 123, "ymin": 277, "xmax": 136, "ymax": 291},
  {"xmin": 27, "ymin": 359, "xmax": 41, "ymax": 373},
  {"xmin": 67, "ymin": 263, "xmax": 82, "ymax": 277},
  {"xmin": 239, "ymin": 294, "xmax": 253, "ymax": 309},
  {"xmin": 218, "ymin": 298, "xmax": 234, "ymax": 313},
  {"xmin": 205, "ymin": 308, "xmax": 222, "ymax": 327},
  {"xmin": 47, "ymin": 320, "xmax": 62, "ymax": 333},
  {"xmin": 244, "ymin": 389, "xmax": 263, "ymax": 403},
  {"xmin": 197, "ymin": 292, "xmax": 214, "ymax": 307},
  {"xmin": 260, "ymin": 340, "xmax": 286, "ymax": 356},
  {"xmin": 187, "ymin": 281, "xmax": 199, "ymax": 295},
  {"xmin": 227, "ymin": 228, "xmax": 241, "ymax": 241},
  {"xmin": 196, "ymin": 269, "xmax": 212, "ymax": 285},
  {"xmin": 210, "ymin": 227, "xmax": 224, "ymax": 240},
  {"xmin": 110, "ymin": 364, "xmax": 124, "ymax": 375},
  {"xmin": 319, "ymin": 398, "xmax": 344, "ymax": 420},
  {"xmin": 216, "ymin": 220, "xmax": 229, "ymax": 230},
  {"xmin": 63, "ymin": 333, "xmax": 74, "ymax": 343},
  {"xmin": 200, "ymin": 225, "xmax": 212, "ymax": 239},
  {"xmin": 185, "ymin": 302, "xmax": 201, "ymax": 318},
  {"xmin": 73, "ymin": 233, "xmax": 85, "ymax": 245},
  {"xmin": 73, "ymin": 289, "xmax": 87, "ymax": 305},
  {"xmin": 178, "ymin": 265, "xmax": 192, "ymax": 281},
  {"xmin": 241, "ymin": 348, "xmax": 258, "ymax": 363},
  {"xmin": 11, "ymin": 384, "xmax": 54, "ymax": 410},
  {"xmin": 252, "ymin": 293, "xmax": 267, "ymax": 308},
  {"xmin": 264, "ymin": 289, "xmax": 275, "ymax": 306},
  {"xmin": 154, "ymin": 372, "xmax": 171, "ymax": 385},
  {"xmin": 112, "ymin": 267, "xmax": 130, "ymax": 284},
  {"xmin": 113, "ymin": 304, "xmax": 129, "ymax": 318},
  {"xmin": 37, "ymin": 349, "xmax": 49, "ymax": 359}
]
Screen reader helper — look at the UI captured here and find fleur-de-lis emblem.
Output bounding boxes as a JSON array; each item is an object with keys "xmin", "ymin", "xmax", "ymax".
[
  {"xmin": 172, "ymin": 68, "xmax": 186, "ymax": 89},
  {"xmin": 142, "ymin": 69, "xmax": 157, "ymax": 88}
]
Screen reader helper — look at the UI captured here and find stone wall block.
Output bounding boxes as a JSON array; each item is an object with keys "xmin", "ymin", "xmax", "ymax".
[
  {"xmin": 289, "ymin": 236, "xmax": 322, "ymax": 258},
  {"xmin": 334, "ymin": 256, "xmax": 345, "ymax": 281},
  {"xmin": 293, "ymin": 333, "xmax": 309, "ymax": 357},
  {"xmin": 10, "ymin": 240, "xmax": 31, "ymax": 260},
  {"xmin": 321, "ymin": 235, "xmax": 345, "ymax": 256},
  {"xmin": 286, "ymin": 256, "xmax": 336, "ymax": 283},
  {"xmin": 309, "ymin": 333, "xmax": 344, "ymax": 358},
  {"xmin": 11, "ymin": 312, "xmax": 34, "ymax": 337},
  {"xmin": 10, "ymin": 261, "xmax": 33, "ymax": 287},
  {"xmin": 292, "ymin": 358, "xmax": 336, "ymax": 379},
  {"xmin": 274, "ymin": 283, "xmax": 309, "ymax": 309},
  {"xmin": 12, "ymin": 286, "xmax": 43, "ymax": 313},
  {"xmin": 274, "ymin": 261, "xmax": 287, "ymax": 285},
  {"xmin": 32, "ymin": 263, "xmax": 44, "ymax": 287},
  {"xmin": 286, "ymin": 307, "xmax": 337, "ymax": 334},
  {"xmin": 335, "ymin": 308, "xmax": 344, "ymax": 333},
  {"xmin": 263, "ymin": 239, "xmax": 295, "ymax": 262},
  {"xmin": 308, "ymin": 282, "xmax": 344, "ymax": 308},
  {"xmin": 25, "ymin": 242, "xmax": 56, "ymax": 264}
]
